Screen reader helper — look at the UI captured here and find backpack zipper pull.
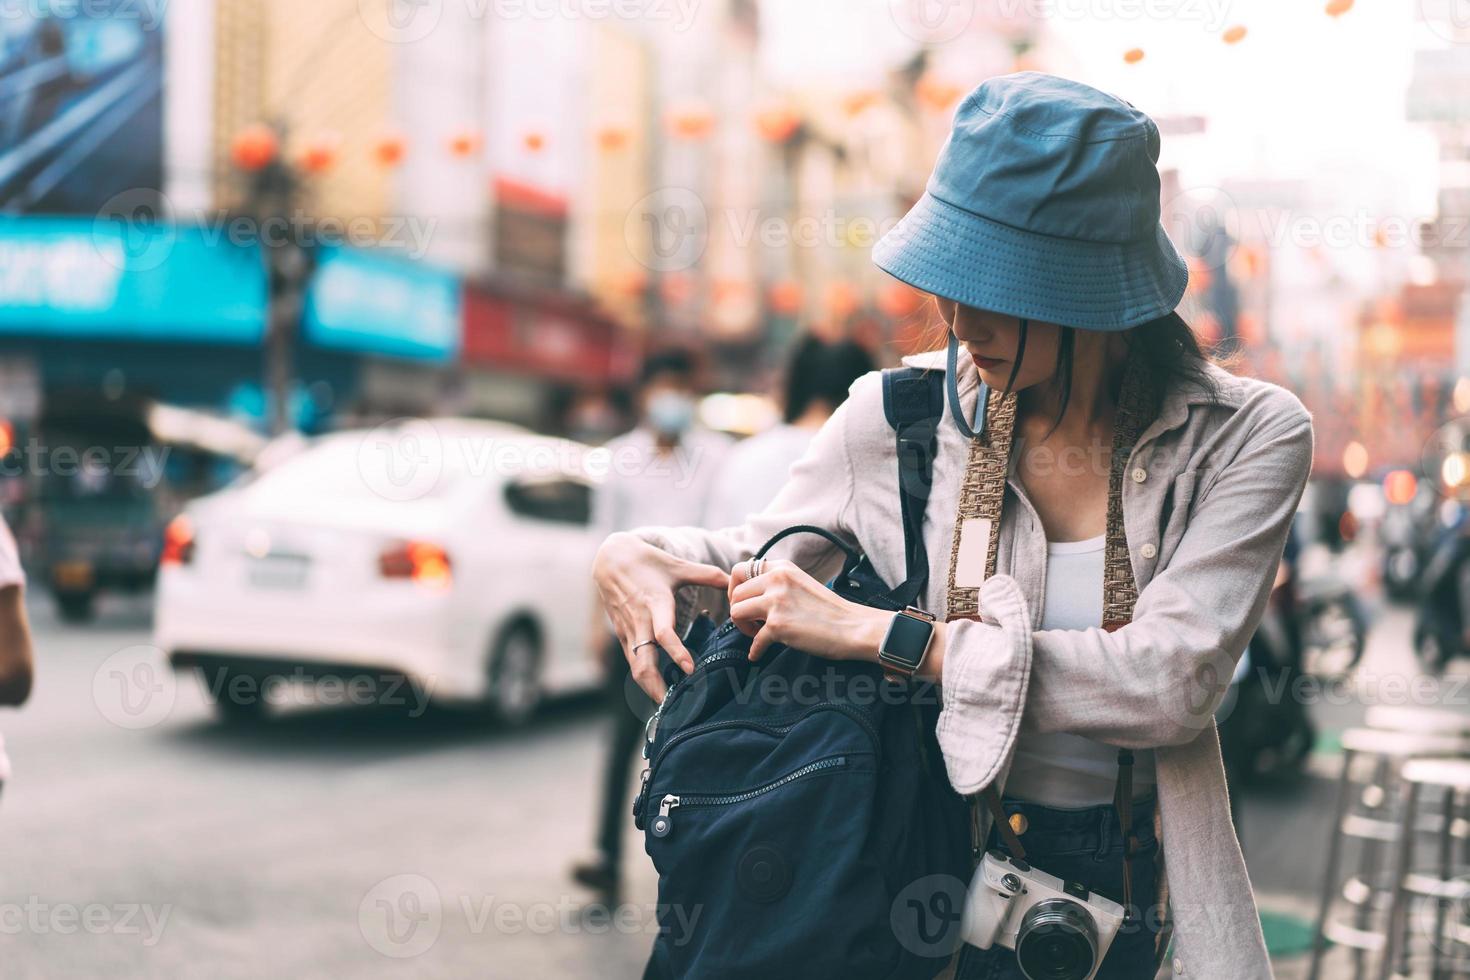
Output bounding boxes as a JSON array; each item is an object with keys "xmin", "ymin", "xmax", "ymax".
[
  {"xmin": 633, "ymin": 767, "xmax": 650, "ymax": 820},
  {"xmin": 651, "ymin": 794, "xmax": 680, "ymax": 838},
  {"xmin": 643, "ymin": 684, "xmax": 676, "ymax": 758}
]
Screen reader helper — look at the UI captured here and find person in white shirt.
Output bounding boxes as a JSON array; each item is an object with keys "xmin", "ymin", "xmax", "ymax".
[
  {"xmin": 0, "ymin": 513, "xmax": 35, "ymax": 795},
  {"xmin": 572, "ymin": 349, "xmax": 730, "ymax": 902},
  {"xmin": 705, "ymin": 337, "xmax": 875, "ymax": 532}
]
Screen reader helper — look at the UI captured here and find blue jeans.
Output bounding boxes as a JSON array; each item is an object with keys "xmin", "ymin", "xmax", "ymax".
[{"xmin": 954, "ymin": 796, "xmax": 1162, "ymax": 980}]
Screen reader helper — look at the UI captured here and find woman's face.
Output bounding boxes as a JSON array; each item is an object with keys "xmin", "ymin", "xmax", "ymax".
[{"xmin": 935, "ymin": 297, "xmax": 1062, "ymax": 393}]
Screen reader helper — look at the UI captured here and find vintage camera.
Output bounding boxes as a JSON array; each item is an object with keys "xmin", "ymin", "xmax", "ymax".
[{"xmin": 962, "ymin": 850, "xmax": 1127, "ymax": 980}]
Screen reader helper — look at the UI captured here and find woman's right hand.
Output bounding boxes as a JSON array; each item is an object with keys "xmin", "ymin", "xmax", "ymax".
[{"xmin": 592, "ymin": 532, "xmax": 731, "ymax": 700}]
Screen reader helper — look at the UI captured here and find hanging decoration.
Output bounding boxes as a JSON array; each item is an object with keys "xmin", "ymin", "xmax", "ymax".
[
  {"xmin": 297, "ymin": 132, "xmax": 341, "ymax": 175},
  {"xmin": 230, "ymin": 124, "xmax": 279, "ymax": 171},
  {"xmin": 842, "ymin": 90, "xmax": 880, "ymax": 118},
  {"xmin": 878, "ymin": 282, "xmax": 924, "ymax": 320},
  {"xmin": 916, "ymin": 76, "xmax": 963, "ymax": 112},
  {"xmin": 373, "ymin": 132, "xmax": 406, "ymax": 168},
  {"xmin": 668, "ymin": 103, "xmax": 715, "ymax": 140},
  {"xmin": 596, "ymin": 125, "xmax": 631, "ymax": 152},
  {"xmin": 448, "ymin": 129, "xmax": 483, "ymax": 159},
  {"xmin": 825, "ymin": 281, "xmax": 859, "ymax": 320},
  {"xmin": 754, "ymin": 106, "xmax": 800, "ymax": 144},
  {"xmin": 768, "ymin": 281, "xmax": 803, "ymax": 317}
]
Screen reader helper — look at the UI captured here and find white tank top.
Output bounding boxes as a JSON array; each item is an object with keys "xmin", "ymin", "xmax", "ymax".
[{"xmin": 1004, "ymin": 534, "xmax": 1158, "ymax": 807}]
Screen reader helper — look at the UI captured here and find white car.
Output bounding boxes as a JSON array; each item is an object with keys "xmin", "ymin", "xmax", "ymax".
[{"xmin": 153, "ymin": 419, "xmax": 604, "ymax": 724}]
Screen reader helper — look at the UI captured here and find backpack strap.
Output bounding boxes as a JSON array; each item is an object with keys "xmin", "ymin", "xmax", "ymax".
[{"xmin": 881, "ymin": 367, "xmax": 946, "ymax": 610}]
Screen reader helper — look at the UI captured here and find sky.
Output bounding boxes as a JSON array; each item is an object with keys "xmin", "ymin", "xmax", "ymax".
[{"xmin": 759, "ymin": 0, "xmax": 1444, "ymax": 221}]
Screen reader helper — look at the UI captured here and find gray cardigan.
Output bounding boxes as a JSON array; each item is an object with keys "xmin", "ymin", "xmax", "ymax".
[{"xmin": 635, "ymin": 349, "xmax": 1313, "ymax": 979}]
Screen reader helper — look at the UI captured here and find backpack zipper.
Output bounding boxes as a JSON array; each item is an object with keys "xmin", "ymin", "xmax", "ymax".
[
  {"xmin": 648, "ymin": 756, "xmax": 849, "ymax": 839},
  {"xmin": 642, "ymin": 623, "xmax": 744, "ymax": 758}
]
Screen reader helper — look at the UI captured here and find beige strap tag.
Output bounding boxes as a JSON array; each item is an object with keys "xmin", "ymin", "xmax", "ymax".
[{"xmin": 953, "ymin": 518, "xmax": 991, "ymax": 589}]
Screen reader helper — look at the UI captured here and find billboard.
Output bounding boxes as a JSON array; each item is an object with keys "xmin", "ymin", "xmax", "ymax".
[
  {"xmin": 0, "ymin": 0, "xmax": 165, "ymax": 214},
  {"xmin": 0, "ymin": 217, "xmax": 266, "ymax": 343}
]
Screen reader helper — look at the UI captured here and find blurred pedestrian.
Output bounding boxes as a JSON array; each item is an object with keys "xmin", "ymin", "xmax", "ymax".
[
  {"xmin": 570, "ymin": 349, "xmax": 729, "ymax": 904},
  {"xmin": 704, "ymin": 337, "xmax": 875, "ymax": 531},
  {"xmin": 1415, "ymin": 515, "xmax": 1470, "ymax": 673},
  {"xmin": 0, "ymin": 513, "xmax": 35, "ymax": 802}
]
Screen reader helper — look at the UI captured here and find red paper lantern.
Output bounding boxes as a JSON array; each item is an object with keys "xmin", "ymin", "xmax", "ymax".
[
  {"xmin": 448, "ymin": 129, "xmax": 482, "ymax": 158},
  {"xmin": 842, "ymin": 90, "xmax": 880, "ymax": 118},
  {"xmin": 373, "ymin": 133, "xmax": 406, "ymax": 168},
  {"xmin": 768, "ymin": 281, "xmax": 803, "ymax": 317},
  {"xmin": 297, "ymin": 132, "xmax": 341, "ymax": 175},
  {"xmin": 754, "ymin": 106, "xmax": 800, "ymax": 144},
  {"xmin": 878, "ymin": 282, "xmax": 924, "ymax": 320},
  {"xmin": 596, "ymin": 125, "xmax": 630, "ymax": 152},
  {"xmin": 230, "ymin": 124, "xmax": 279, "ymax": 171},
  {"xmin": 616, "ymin": 270, "xmax": 648, "ymax": 299},
  {"xmin": 667, "ymin": 104, "xmax": 715, "ymax": 140},
  {"xmin": 825, "ymin": 281, "xmax": 859, "ymax": 319},
  {"xmin": 916, "ymin": 76, "xmax": 963, "ymax": 112}
]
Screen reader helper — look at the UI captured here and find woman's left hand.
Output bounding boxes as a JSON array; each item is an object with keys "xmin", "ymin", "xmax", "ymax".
[{"xmin": 727, "ymin": 559, "xmax": 888, "ymax": 663}]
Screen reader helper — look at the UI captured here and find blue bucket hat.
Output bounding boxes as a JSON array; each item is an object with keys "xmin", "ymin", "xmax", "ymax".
[{"xmin": 873, "ymin": 72, "xmax": 1188, "ymax": 332}]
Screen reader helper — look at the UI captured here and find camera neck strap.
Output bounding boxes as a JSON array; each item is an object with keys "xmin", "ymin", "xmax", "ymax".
[{"xmin": 950, "ymin": 337, "xmax": 1158, "ymax": 919}]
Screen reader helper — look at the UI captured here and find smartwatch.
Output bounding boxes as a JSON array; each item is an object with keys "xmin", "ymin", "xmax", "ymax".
[{"xmin": 878, "ymin": 607, "xmax": 937, "ymax": 679}]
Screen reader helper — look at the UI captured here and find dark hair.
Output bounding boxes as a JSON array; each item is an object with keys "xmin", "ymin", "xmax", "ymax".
[
  {"xmin": 783, "ymin": 337, "xmax": 876, "ymax": 424},
  {"xmin": 639, "ymin": 348, "xmax": 698, "ymax": 389},
  {"xmin": 996, "ymin": 311, "xmax": 1217, "ymax": 434}
]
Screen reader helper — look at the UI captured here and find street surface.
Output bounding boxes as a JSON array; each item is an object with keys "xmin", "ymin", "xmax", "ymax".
[{"xmin": 0, "ymin": 592, "xmax": 1450, "ymax": 978}]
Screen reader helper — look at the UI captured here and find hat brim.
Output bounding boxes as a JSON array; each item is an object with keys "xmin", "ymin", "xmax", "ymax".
[{"xmin": 873, "ymin": 191, "xmax": 1189, "ymax": 332}]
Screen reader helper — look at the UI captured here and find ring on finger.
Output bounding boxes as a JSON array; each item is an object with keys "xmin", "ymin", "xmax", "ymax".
[{"xmin": 632, "ymin": 639, "xmax": 658, "ymax": 653}]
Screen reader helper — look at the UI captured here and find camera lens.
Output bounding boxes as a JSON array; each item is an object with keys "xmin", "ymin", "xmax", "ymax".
[{"xmin": 1014, "ymin": 899, "xmax": 1099, "ymax": 980}]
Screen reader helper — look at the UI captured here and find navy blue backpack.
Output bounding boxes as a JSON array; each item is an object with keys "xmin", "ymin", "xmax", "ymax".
[{"xmin": 634, "ymin": 368, "xmax": 974, "ymax": 980}]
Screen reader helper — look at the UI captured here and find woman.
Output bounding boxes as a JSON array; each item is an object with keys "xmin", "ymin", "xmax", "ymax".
[{"xmin": 594, "ymin": 73, "xmax": 1310, "ymax": 980}]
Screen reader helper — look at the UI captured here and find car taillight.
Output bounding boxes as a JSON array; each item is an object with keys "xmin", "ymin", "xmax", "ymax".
[
  {"xmin": 161, "ymin": 516, "xmax": 195, "ymax": 566},
  {"xmin": 379, "ymin": 540, "xmax": 452, "ymax": 587}
]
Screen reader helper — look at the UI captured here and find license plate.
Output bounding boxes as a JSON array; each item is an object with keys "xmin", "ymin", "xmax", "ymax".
[
  {"xmin": 247, "ymin": 555, "xmax": 309, "ymax": 590},
  {"xmin": 53, "ymin": 561, "xmax": 94, "ymax": 589}
]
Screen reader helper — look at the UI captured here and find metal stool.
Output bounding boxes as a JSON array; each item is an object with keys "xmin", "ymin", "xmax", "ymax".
[
  {"xmin": 1368, "ymin": 707, "xmax": 1470, "ymax": 740},
  {"xmin": 1309, "ymin": 729, "xmax": 1469, "ymax": 980},
  {"xmin": 1379, "ymin": 757, "xmax": 1470, "ymax": 979}
]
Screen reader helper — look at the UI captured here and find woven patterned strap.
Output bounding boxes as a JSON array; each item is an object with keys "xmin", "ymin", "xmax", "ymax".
[
  {"xmin": 945, "ymin": 353, "xmax": 1157, "ymax": 627},
  {"xmin": 943, "ymin": 387, "xmax": 1018, "ymax": 620},
  {"xmin": 1100, "ymin": 356, "xmax": 1158, "ymax": 629}
]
